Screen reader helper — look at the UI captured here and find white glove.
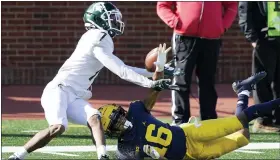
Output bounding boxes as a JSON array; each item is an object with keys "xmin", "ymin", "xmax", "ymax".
[
  {"xmin": 154, "ymin": 43, "xmax": 171, "ymax": 72},
  {"xmin": 143, "ymin": 145, "xmax": 160, "ymax": 159}
]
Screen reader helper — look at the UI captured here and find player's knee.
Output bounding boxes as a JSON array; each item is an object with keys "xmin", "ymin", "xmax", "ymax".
[
  {"xmin": 49, "ymin": 124, "xmax": 65, "ymax": 137},
  {"xmin": 199, "ymin": 149, "xmax": 223, "ymax": 160},
  {"xmin": 87, "ymin": 114, "xmax": 101, "ymax": 128}
]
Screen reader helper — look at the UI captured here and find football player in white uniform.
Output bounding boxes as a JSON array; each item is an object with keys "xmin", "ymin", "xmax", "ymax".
[{"xmin": 8, "ymin": 2, "xmax": 179, "ymax": 160}]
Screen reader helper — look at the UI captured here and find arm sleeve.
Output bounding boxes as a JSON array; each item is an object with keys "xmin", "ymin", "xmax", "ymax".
[
  {"xmin": 238, "ymin": 2, "xmax": 258, "ymax": 42},
  {"xmin": 126, "ymin": 66, "xmax": 153, "ymax": 78},
  {"xmin": 222, "ymin": 2, "xmax": 238, "ymax": 30},
  {"xmin": 94, "ymin": 41, "xmax": 154, "ymax": 88},
  {"xmin": 157, "ymin": 2, "xmax": 179, "ymax": 29}
]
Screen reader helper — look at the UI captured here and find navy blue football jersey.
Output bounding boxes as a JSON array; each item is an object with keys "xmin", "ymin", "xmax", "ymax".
[{"xmin": 116, "ymin": 100, "xmax": 186, "ymax": 160}]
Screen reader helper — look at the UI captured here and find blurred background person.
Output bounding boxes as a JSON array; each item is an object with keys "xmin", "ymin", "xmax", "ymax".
[
  {"xmin": 157, "ymin": 2, "xmax": 238, "ymax": 125},
  {"xmin": 239, "ymin": 1, "xmax": 280, "ymax": 132}
]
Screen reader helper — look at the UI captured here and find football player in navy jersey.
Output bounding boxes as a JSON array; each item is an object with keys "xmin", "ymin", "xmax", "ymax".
[{"xmin": 99, "ymin": 69, "xmax": 279, "ymax": 159}]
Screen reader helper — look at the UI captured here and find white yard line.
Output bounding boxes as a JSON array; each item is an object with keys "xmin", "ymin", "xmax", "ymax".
[
  {"xmin": 40, "ymin": 151, "xmax": 79, "ymax": 157},
  {"xmin": 2, "ymin": 145, "xmax": 117, "ymax": 153},
  {"xmin": 2, "ymin": 143, "xmax": 279, "ymax": 154},
  {"xmin": 235, "ymin": 150, "xmax": 263, "ymax": 154},
  {"xmin": 21, "ymin": 130, "xmax": 40, "ymax": 133},
  {"xmin": 240, "ymin": 142, "xmax": 280, "ymax": 150}
]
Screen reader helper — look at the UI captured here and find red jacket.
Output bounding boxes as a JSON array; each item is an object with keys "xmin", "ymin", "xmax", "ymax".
[{"xmin": 157, "ymin": 2, "xmax": 238, "ymax": 39}]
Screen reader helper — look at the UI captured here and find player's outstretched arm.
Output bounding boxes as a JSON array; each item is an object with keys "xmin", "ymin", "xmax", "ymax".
[
  {"xmin": 95, "ymin": 45, "xmax": 154, "ymax": 88},
  {"xmin": 90, "ymin": 30, "xmax": 153, "ymax": 88},
  {"xmin": 126, "ymin": 65, "xmax": 153, "ymax": 78},
  {"xmin": 143, "ymin": 71, "xmax": 163, "ymax": 111},
  {"xmin": 94, "ymin": 41, "xmax": 178, "ymax": 92}
]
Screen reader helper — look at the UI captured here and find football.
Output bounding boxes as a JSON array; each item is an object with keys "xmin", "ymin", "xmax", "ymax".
[{"xmin": 145, "ymin": 47, "xmax": 158, "ymax": 72}]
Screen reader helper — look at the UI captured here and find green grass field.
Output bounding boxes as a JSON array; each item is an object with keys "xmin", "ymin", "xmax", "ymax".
[{"xmin": 2, "ymin": 119, "xmax": 280, "ymax": 159}]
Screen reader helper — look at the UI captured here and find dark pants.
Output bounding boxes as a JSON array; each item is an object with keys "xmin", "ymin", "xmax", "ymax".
[
  {"xmin": 253, "ymin": 38, "xmax": 280, "ymax": 125},
  {"xmin": 171, "ymin": 34, "xmax": 221, "ymax": 124}
]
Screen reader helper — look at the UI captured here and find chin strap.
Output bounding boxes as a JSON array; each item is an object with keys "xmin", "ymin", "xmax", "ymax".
[{"xmin": 108, "ymin": 30, "xmax": 117, "ymax": 38}]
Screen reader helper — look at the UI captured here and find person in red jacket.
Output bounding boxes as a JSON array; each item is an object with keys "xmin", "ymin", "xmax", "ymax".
[{"xmin": 157, "ymin": 2, "xmax": 238, "ymax": 124}]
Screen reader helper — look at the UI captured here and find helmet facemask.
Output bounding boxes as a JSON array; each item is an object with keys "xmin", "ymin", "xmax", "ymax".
[
  {"xmin": 105, "ymin": 105, "xmax": 132, "ymax": 137},
  {"xmin": 101, "ymin": 10, "xmax": 125, "ymax": 37}
]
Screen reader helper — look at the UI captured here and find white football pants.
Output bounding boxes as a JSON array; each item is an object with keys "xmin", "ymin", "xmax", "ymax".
[{"xmin": 41, "ymin": 82, "xmax": 100, "ymax": 129}]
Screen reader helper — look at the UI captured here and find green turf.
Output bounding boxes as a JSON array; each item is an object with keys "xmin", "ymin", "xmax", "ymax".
[
  {"xmin": 2, "ymin": 120, "xmax": 118, "ymax": 146},
  {"xmin": 1, "ymin": 152, "xmax": 116, "ymax": 160},
  {"xmin": 220, "ymin": 149, "xmax": 280, "ymax": 159},
  {"xmin": 2, "ymin": 119, "xmax": 280, "ymax": 159}
]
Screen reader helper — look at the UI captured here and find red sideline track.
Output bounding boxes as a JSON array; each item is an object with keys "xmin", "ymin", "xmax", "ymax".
[{"xmin": 2, "ymin": 84, "xmax": 254, "ymax": 120}]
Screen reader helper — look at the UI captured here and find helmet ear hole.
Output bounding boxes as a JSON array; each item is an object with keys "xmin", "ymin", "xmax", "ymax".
[
  {"xmin": 92, "ymin": 15, "xmax": 98, "ymax": 21},
  {"xmin": 92, "ymin": 15, "xmax": 101, "ymax": 23}
]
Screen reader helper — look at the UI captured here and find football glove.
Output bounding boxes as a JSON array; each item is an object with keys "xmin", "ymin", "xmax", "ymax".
[
  {"xmin": 164, "ymin": 58, "xmax": 185, "ymax": 78},
  {"xmin": 143, "ymin": 145, "xmax": 160, "ymax": 159},
  {"xmin": 151, "ymin": 79, "xmax": 180, "ymax": 91},
  {"xmin": 154, "ymin": 43, "xmax": 171, "ymax": 72}
]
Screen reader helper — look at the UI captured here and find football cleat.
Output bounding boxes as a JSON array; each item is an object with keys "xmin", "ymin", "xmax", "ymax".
[
  {"xmin": 232, "ymin": 71, "xmax": 267, "ymax": 94},
  {"xmin": 100, "ymin": 154, "xmax": 110, "ymax": 160}
]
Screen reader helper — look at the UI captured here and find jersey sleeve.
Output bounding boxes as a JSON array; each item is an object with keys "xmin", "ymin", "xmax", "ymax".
[
  {"xmin": 126, "ymin": 66, "xmax": 153, "ymax": 78},
  {"xmin": 90, "ymin": 31, "xmax": 154, "ymax": 88}
]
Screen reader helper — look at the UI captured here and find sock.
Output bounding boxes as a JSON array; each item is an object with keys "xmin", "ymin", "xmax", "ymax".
[
  {"xmin": 244, "ymin": 98, "xmax": 280, "ymax": 122},
  {"xmin": 235, "ymin": 91, "xmax": 250, "ymax": 116},
  {"xmin": 14, "ymin": 147, "xmax": 28, "ymax": 159},
  {"xmin": 97, "ymin": 145, "xmax": 106, "ymax": 159}
]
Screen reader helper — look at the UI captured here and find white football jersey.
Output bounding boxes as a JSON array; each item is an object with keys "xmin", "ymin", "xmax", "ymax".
[{"xmin": 51, "ymin": 29, "xmax": 153, "ymax": 98}]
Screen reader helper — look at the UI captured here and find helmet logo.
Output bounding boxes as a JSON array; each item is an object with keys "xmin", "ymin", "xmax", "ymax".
[{"xmin": 94, "ymin": 3, "xmax": 103, "ymax": 12}]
